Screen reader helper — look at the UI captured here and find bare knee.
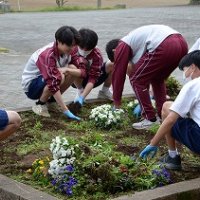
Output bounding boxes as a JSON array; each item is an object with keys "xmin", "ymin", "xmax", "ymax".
[
  {"xmin": 7, "ymin": 111, "xmax": 22, "ymax": 129},
  {"xmin": 161, "ymin": 101, "xmax": 173, "ymax": 120}
]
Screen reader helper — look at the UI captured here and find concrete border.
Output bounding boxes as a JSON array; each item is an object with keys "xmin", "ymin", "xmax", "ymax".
[
  {"xmin": 1, "ymin": 174, "xmax": 200, "ymax": 200},
  {"xmin": 113, "ymin": 177, "xmax": 200, "ymax": 200},
  {"xmin": 0, "ymin": 174, "xmax": 58, "ymax": 200}
]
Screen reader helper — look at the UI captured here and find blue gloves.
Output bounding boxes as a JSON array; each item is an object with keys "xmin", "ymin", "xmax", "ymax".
[
  {"xmin": 133, "ymin": 104, "xmax": 141, "ymax": 118},
  {"xmin": 64, "ymin": 110, "xmax": 81, "ymax": 121},
  {"xmin": 139, "ymin": 144, "xmax": 158, "ymax": 159},
  {"xmin": 74, "ymin": 95, "xmax": 84, "ymax": 106}
]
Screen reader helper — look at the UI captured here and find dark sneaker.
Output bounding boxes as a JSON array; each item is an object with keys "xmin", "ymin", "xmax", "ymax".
[{"xmin": 160, "ymin": 154, "xmax": 182, "ymax": 170}]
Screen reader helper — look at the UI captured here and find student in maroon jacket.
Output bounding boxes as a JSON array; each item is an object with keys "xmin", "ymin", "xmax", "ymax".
[
  {"xmin": 106, "ymin": 25, "xmax": 188, "ymax": 129},
  {"xmin": 22, "ymin": 26, "xmax": 81, "ymax": 120},
  {"xmin": 65, "ymin": 28, "xmax": 113, "ymax": 106}
]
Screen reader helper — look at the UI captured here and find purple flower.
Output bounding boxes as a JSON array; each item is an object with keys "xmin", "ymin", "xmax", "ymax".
[
  {"xmin": 65, "ymin": 165, "xmax": 74, "ymax": 172},
  {"xmin": 51, "ymin": 178, "xmax": 57, "ymax": 186},
  {"xmin": 66, "ymin": 188, "xmax": 73, "ymax": 196}
]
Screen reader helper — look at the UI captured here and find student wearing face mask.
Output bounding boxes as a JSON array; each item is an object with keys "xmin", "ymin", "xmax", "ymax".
[
  {"xmin": 139, "ymin": 50, "xmax": 200, "ymax": 170},
  {"xmin": 67, "ymin": 28, "xmax": 113, "ymax": 107}
]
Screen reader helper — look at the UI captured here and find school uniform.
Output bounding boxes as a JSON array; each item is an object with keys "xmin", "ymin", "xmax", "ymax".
[
  {"xmin": 170, "ymin": 77, "xmax": 200, "ymax": 154},
  {"xmin": 22, "ymin": 42, "xmax": 71, "ymax": 99},
  {"xmin": 70, "ymin": 46, "xmax": 106, "ymax": 88},
  {"xmin": 112, "ymin": 24, "xmax": 188, "ymax": 120}
]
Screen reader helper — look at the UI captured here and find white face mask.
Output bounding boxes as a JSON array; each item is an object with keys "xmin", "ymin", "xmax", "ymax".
[
  {"xmin": 182, "ymin": 68, "xmax": 193, "ymax": 83},
  {"xmin": 78, "ymin": 47, "xmax": 92, "ymax": 58}
]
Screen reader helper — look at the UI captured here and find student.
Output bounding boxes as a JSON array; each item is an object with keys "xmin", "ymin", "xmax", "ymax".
[
  {"xmin": 67, "ymin": 28, "xmax": 113, "ymax": 106},
  {"xmin": 0, "ymin": 109, "xmax": 21, "ymax": 141},
  {"xmin": 107, "ymin": 25, "xmax": 188, "ymax": 129},
  {"xmin": 140, "ymin": 50, "xmax": 200, "ymax": 170},
  {"xmin": 22, "ymin": 26, "xmax": 81, "ymax": 120}
]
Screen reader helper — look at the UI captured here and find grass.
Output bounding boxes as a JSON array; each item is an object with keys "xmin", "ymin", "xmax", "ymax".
[
  {"xmin": 9, "ymin": 5, "xmax": 123, "ymax": 12},
  {"xmin": 0, "ymin": 47, "xmax": 9, "ymax": 53}
]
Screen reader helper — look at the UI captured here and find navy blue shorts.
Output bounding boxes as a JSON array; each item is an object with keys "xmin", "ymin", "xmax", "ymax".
[
  {"xmin": 172, "ymin": 117, "xmax": 200, "ymax": 154},
  {"xmin": 72, "ymin": 62, "xmax": 108, "ymax": 89},
  {"xmin": 0, "ymin": 109, "xmax": 8, "ymax": 130},
  {"xmin": 25, "ymin": 76, "xmax": 46, "ymax": 100}
]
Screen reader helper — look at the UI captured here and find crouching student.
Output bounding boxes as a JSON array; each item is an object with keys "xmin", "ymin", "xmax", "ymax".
[
  {"xmin": 66, "ymin": 28, "xmax": 113, "ymax": 107},
  {"xmin": 140, "ymin": 50, "xmax": 200, "ymax": 170},
  {"xmin": 22, "ymin": 26, "xmax": 81, "ymax": 120}
]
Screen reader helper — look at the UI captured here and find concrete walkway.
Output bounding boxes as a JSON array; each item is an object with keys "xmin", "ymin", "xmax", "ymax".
[{"xmin": 0, "ymin": 5, "xmax": 200, "ymax": 110}]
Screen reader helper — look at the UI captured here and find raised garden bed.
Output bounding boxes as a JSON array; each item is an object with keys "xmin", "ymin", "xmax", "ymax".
[{"xmin": 1, "ymin": 95, "xmax": 200, "ymax": 200}]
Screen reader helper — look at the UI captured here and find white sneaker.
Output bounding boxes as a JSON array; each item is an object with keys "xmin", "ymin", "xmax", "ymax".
[
  {"xmin": 132, "ymin": 118, "xmax": 160, "ymax": 130},
  {"xmin": 32, "ymin": 104, "xmax": 50, "ymax": 117},
  {"xmin": 97, "ymin": 90, "xmax": 113, "ymax": 100}
]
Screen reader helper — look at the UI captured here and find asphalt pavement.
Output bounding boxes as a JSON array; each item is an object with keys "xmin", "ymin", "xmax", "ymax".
[{"xmin": 0, "ymin": 5, "xmax": 200, "ymax": 110}]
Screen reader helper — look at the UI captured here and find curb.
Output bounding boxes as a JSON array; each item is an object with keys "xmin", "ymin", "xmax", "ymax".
[
  {"xmin": 0, "ymin": 174, "xmax": 58, "ymax": 200},
  {"xmin": 113, "ymin": 177, "xmax": 200, "ymax": 200},
  {"xmin": 1, "ymin": 174, "xmax": 200, "ymax": 200}
]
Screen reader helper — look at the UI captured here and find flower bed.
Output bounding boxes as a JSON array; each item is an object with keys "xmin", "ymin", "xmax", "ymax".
[{"xmin": 0, "ymin": 97, "xmax": 200, "ymax": 200}]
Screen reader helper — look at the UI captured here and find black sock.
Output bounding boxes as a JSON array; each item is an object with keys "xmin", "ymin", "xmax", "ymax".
[
  {"xmin": 36, "ymin": 100, "xmax": 46, "ymax": 105},
  {"xmin": 149, "ymin": 117, "xmax": 157, "ymax": 122},
  {"xmin": 47, "ymin": 96, "xmax": 56, "ymax": 103}
]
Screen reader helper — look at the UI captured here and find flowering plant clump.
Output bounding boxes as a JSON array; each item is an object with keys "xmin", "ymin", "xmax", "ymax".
[
  {"xmin": 28, "ymin": 157, "xmax": 50, "ymax": 186},
  {"xmin": 89, "ymin": 104, "xmax": 124, "ymax": 128},
  {"xmin": 51, "ymin": 164, "xmax": 78, "ymax": 196},
  {"xmin": 48, "ymin": 136, "xmax": 76, "ymax": 177},
  {"xmin": 48, "ymin": 136, "xmax": 78, "ymax": 196},
  {"xmin": 152, "ymin": 166, "xmax": 172, "ymax": 187}
]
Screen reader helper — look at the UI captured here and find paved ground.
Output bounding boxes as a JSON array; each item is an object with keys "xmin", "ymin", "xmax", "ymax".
[{"xmin": 0, "ymin": 5, "xmax": 200, "ymax": 110}]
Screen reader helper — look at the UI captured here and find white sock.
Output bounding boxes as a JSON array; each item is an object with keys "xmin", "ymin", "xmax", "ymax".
[
  {"xmin": 77, "ymin": 88, "xmax": 83, "ymax": 95},
  {"xmin": 168, "ymin": 149, "xmax": 179, "ymax": 158},
  {"xmin": 101, "ymin": 86, "xmax": 110, "ymax": 92}
]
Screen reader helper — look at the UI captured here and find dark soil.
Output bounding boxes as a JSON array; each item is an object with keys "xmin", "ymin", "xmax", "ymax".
[{"xmin": 0, "ymin": 99, "xmax": 200, "ymax": 194}]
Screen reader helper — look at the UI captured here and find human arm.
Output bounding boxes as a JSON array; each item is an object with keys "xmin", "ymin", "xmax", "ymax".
[
  {"xmin": 53, "ymin": 90, "xmax": 80, "ymax": 120},
  {"xmin": 140, "ymin": 111, "xmax": 179, "ymax": 158}
]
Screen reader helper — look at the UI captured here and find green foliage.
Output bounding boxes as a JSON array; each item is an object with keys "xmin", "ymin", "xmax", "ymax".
[
  {"xmin": 166, "ymin": 76, "xmax": 182, "ymax": 100},
  {"xmin": 148, "ymin": 123, "xmax": 160, "ymax": 134}
]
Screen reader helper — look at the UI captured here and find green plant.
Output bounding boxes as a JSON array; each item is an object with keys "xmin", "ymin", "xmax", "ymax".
[{"xmin": 166, "ymin": 76, "xmax": 182, "ymax": 100}]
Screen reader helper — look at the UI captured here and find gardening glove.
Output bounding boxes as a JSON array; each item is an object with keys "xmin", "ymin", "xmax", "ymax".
[
  {"xmin": 64, "ymin": 110, "xmax": 81, "ymax": 121},
  {"xmin": 139, "ymin": 144, "xmax": 158, "ymax": 159},
  {"xmin": 133, "ymin": 104, "xmax": 141, "ymax": 119},
  {"xmin": 74, "ymin": 95, "xmax": 84, "ymax": 106}
]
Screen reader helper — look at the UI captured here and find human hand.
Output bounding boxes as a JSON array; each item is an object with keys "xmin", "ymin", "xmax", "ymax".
[
  {"xmin": 74, "ymin": 95, "xmax": 84, "ymax": 106},
  {"xmin": 63, "ymin": 110, "xmax": 81, "ymax": 121},
  {"xmin": 133, "ymin": 104, "xmax": 141, "ymax": 118},
  {"xmin": 139, "ymin": 144, "xmax": 158, "ymax": 159}
]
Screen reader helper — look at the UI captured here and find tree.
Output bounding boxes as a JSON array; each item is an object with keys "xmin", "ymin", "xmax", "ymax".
[{"xmin": 56, "ymin": 0, "xmax": 68, "ymax": 7}]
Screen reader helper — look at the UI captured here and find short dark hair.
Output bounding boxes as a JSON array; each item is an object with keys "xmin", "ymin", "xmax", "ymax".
[
  {"xmin": 78, "ymin": 28, "xmax": 98, "ymax": 50},
  {"xmin": 105, "ymin": 39, "xmax": 120, "ymax": 62},
  {"xmin": 55, "ymin": 26, "xmax": 81, "ymax": 46},
  {"xmin": 179, "ymin": 50, "xmax": 200, "ymax": 70}
]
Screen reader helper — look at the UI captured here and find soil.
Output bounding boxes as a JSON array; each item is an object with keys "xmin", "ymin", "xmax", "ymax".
[
  {"xmin": 8, "ymin": 0, "xmax": 190, "ymax": 11},
  {"xmin": 0, "ymin": 99, "xmax": 200, "ymax": 197}
]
